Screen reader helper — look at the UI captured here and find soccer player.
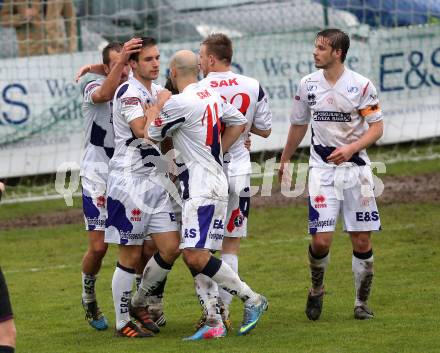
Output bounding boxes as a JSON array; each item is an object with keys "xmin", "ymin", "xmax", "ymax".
[
  {"xmin": 105, "ymin": 37, "xmax": 180, "ymax": 338},
  {"xmin": 279, "ymin": 29, "xmax": 383, "ymax": 320},
  {"xmin": 79, "ymin": 38, "xmax": 142, "ymax": 331},
  {"xmin": 0, "ymin": 267, "xmax": 16, "ymax": 353},
  {"xmin": 196, "ymin": 33, "xmax": 272, "ymax": 329},
  {"xmin": 142, "ymin": 50, "xmax": 268, "ymax": 340}
]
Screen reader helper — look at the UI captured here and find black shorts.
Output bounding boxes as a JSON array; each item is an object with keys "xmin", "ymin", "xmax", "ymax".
[{"xmin": 0, "ymin": 267, "xmax": 13, "ymax": 322}]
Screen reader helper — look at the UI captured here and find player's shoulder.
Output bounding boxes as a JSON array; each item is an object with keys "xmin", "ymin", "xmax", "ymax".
[
  {"xmin": 300, "ymin": 70, "xmax": 322, "ymax": 86},
  {"xmin": 83, "ymin": 77, "xmax": 103, "ymax": 96},
  {"xmin": 232, "ymin": 72, "xmax": 259, "ymax": 86},
  {"xmin": 345, "ymin": 68, "xmax": 373, "ymax": 88},
  {"xmin": 115, "ymin": 78, "xmax": 139, "ymax": 100}
]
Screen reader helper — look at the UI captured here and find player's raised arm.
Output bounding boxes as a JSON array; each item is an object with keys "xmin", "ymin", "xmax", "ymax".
[
  {"xmin": 145, "ymin": 90, "xmax": 176, "ymax": 143},
  {"xmin": 75, "ymin": 64, "xmax": 105, "ymax": 82},
  {"xmin": 90, "ymin": 38, "xmax": 142, "ymax": 103}
]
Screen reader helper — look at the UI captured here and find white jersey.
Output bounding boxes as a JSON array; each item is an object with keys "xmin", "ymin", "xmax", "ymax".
[
  {"xmin": 291, "ymin": 68, "xmax": 382, "ymax": 167},
  {"xmin": 80, "ymin": 78, "xmax": 115, "ymax": 177},
  {"xmin": 200, "ymin": 71, "xmax": 272, "ymax": 176},
  {"xmin": 149, "ymin": 82, "xmax": 246, "ymax": 201},
  {"xmin": 110, "ymin": 77, "xmax": 163, "ymax": 176}
]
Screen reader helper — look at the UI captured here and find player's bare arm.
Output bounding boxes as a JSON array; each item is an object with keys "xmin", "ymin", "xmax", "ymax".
[
  {"xmin": 278, "ymin": 123, "xmax": 308, "ymax": 183},
  {"xmin": 75, "ymin": 38, "xmax": 142, "ymax": 83},
  {"xmin": 222, "ymin": 124, "xmax": 246, "ymax": 152},
  {"xmin": 250, "ymin": 125, "xmax": 271, "ymax": 138},
  {"xmin": 75, "ymin": 64, "xmax": 106, "ymax": 82},
  {"xmin": 91, "ymin": 39, "xmax": 143, "ymax": 103},
  {"xmin": 327, "ymin": 120, "xmax": 383, "ymax": 165},
  {"xmin": 143, "ymin": 89, "xmax": 172, "ymax": 142}
]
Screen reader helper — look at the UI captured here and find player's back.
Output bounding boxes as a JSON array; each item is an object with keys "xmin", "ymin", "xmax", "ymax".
[
  {"xmin": 80, "ymin": 78, "xmax": 115, "ymax": 177},
  {"xmin": 150, "ymin": 82, "xmax": 230, "ymax": 201},
  {"xmin": 200, "ymin": 71, "xmax": 271, "ymax": 176}
]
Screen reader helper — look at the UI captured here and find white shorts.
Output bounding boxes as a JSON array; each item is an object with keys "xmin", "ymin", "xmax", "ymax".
[
  {"xmin": 180, "ymin": 197, "xmax": 228, "ymax": 251},
  {"xmin": 308, "ymin": 166, "xmax": 381, "ymax": 234},
  {"xmin": 104, "ymin": 173, "xmax": 178, "ymax": 246},
  {"xmin": 81, "ymin": 175, "xmax": 108, "ymax": 232},
  {"xmin": 224, "ymin": 174, "xmax": 250, "ymax": 238}
]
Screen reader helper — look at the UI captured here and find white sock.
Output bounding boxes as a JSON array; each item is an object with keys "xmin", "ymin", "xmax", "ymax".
[
  {"xmin": 203, "ymin": 256, "xmax": 260, "ymax": 305},
  {"xmin": 194, "ymin": 274, "xmax": 222, "ymax": 324},
  {"xmin": 131, "ymin": 253, "xmax": 171, "ymax": 308},
  {"xmin": 352, "ymin": 250, "xmax": 374, "ymax": 307},
  {"xmin": 82, "ymin": 273, "xmax": 96, "ymax": 303},
  {"xmin": 112, "ymin": 264, "xmax": 135, "ymax": 330},
  {"xmin": 219, "ymin": 253, "xmax": 238, "ymax": 308}
]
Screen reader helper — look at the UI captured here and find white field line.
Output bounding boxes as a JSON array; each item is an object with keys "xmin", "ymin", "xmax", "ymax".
[{"xmin": 1, "ymin": 192, "xmax": 81, "ymax": 205}]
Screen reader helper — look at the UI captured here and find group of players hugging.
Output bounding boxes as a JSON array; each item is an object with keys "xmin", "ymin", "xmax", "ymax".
[{"xmin": 68, "ymin": 27, "xmax": 382, "ymax": 342}]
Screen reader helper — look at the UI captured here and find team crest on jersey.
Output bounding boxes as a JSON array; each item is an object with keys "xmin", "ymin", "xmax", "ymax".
[
  {"xmin": 96, "ymin": 195, "xmax": 106, "ymax": 208},
  {"xmin": 130, "ymin": 208, "xmax": 141, "ymax": 222},
  {"xmin": 234, "ymin": 214, "xmax": 244, "ymax": 227},
  {"xmin": 314, "ymin": 195, "xmax": 327, "ymax": 208},
  {"xmin": 154, "ymin": 116, "xmax": 163, "ymax": 127},
  {"xmin": 121, "ymin": 97, "xmax": 141, "ymax": 106},
  {"xmin": 308, "ymin": 93, "xmax": 317, "ymax": 106},
  {"xmin": 347, "ymin": 86, "xmax": 359, "ymax": 94}
]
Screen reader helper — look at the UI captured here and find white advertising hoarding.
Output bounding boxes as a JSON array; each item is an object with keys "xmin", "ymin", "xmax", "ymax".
[{"xmin": 0, "ymin": 26, "xmax": 439, "ymax": 178}]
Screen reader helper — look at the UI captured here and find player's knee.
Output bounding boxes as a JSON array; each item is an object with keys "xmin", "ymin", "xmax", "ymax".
[
  {"xmin": 119, "ymin": 249, "xmax": 142, "ymax": 269},
  {"xmin": 311, "ymin": 237, "xmax": 331, "ymax": 255},
  {"xmin": 0, "ymin": 321, "xmax": 16, "ymax": 346},
  {"xmin": 160, "ymin": 247, "xmax": 181, "ymax": 265},
  {"xmin": 182, "ymin": 250, "xmax": 204, "ymax": 272},
  {"xmin": 89, "ymin": 243, "xmax": 107, "ymax": 260},
  {"xmin": 351, "ymin": 232, "xmax": 371, "ymax": 253}
]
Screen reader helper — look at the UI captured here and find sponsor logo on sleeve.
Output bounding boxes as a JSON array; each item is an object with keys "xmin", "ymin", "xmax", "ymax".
[
  {"xmin": 85, "ymin": 83, "xmax": 100, "ymax": 93},
  {"xmin": 121, "ymin": 97, "xmax": 141, "ymax": 107}
]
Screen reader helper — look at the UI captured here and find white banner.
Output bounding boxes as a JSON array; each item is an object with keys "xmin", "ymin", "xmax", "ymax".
[{"xmin": 1, "ymin": 26, "xmax": 439, "ymax": 178}]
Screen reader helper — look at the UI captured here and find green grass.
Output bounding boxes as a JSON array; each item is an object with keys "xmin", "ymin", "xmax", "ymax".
[
  {"xmin": 1, "ymin": 202, "xmax": 439, "ymax": 353},
  {"xmin": 0, "ymin": 197, "xmax": 82, "ymax": 221}
]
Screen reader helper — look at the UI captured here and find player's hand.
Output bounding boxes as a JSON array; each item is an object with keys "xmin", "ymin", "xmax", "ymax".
[
  {"xmin": 327, "ymin": 145, "xmax": 356, "ymax": 165},
  {"xmin": 75, "ymin": 65, "xmax": 91, "ymax": 82},
  {"xmin": 119, "ymin": 38, "xmax": 143, "ymax": 63},
  {"xmin": 244, "ymin": 134, "xmax": 251, "ymax": 151},
  {"xmin": 278, "ymin": 160, "xmax": 292, "ymax": 185},
  {"xmin": 157, "ymin": 89, "xmax": 172, "ymax": 110},
  {"xmin": 142, "ymin": 102, "xmax": 158, "ymax": 122}
]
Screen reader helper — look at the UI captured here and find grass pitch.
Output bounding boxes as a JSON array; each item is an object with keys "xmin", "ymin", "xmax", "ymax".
[{"xmin": 1, "ymin": 200, "xmax": 439, "ymax": 353}]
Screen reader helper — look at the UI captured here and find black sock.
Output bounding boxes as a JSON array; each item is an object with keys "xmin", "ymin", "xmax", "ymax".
[{"xmin": 0, "ymin": 345, "xmax": 15, "ymax": 353}]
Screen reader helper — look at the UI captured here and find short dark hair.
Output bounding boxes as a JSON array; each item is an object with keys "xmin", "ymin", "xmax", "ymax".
[
  {"xmin": 102, "ymin": 41, "xmax": 123, "ymax": 65},
  {"xmin": 316, "ymin": 28, "xmax": 350, "ymax": 63},
  {"xmin": 129, "ymin": 37, "xmax": 157, "ymax": 61},
  {"xmin": 201, "ymin": 33, "xmax": 233, "ymax": 64}
]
